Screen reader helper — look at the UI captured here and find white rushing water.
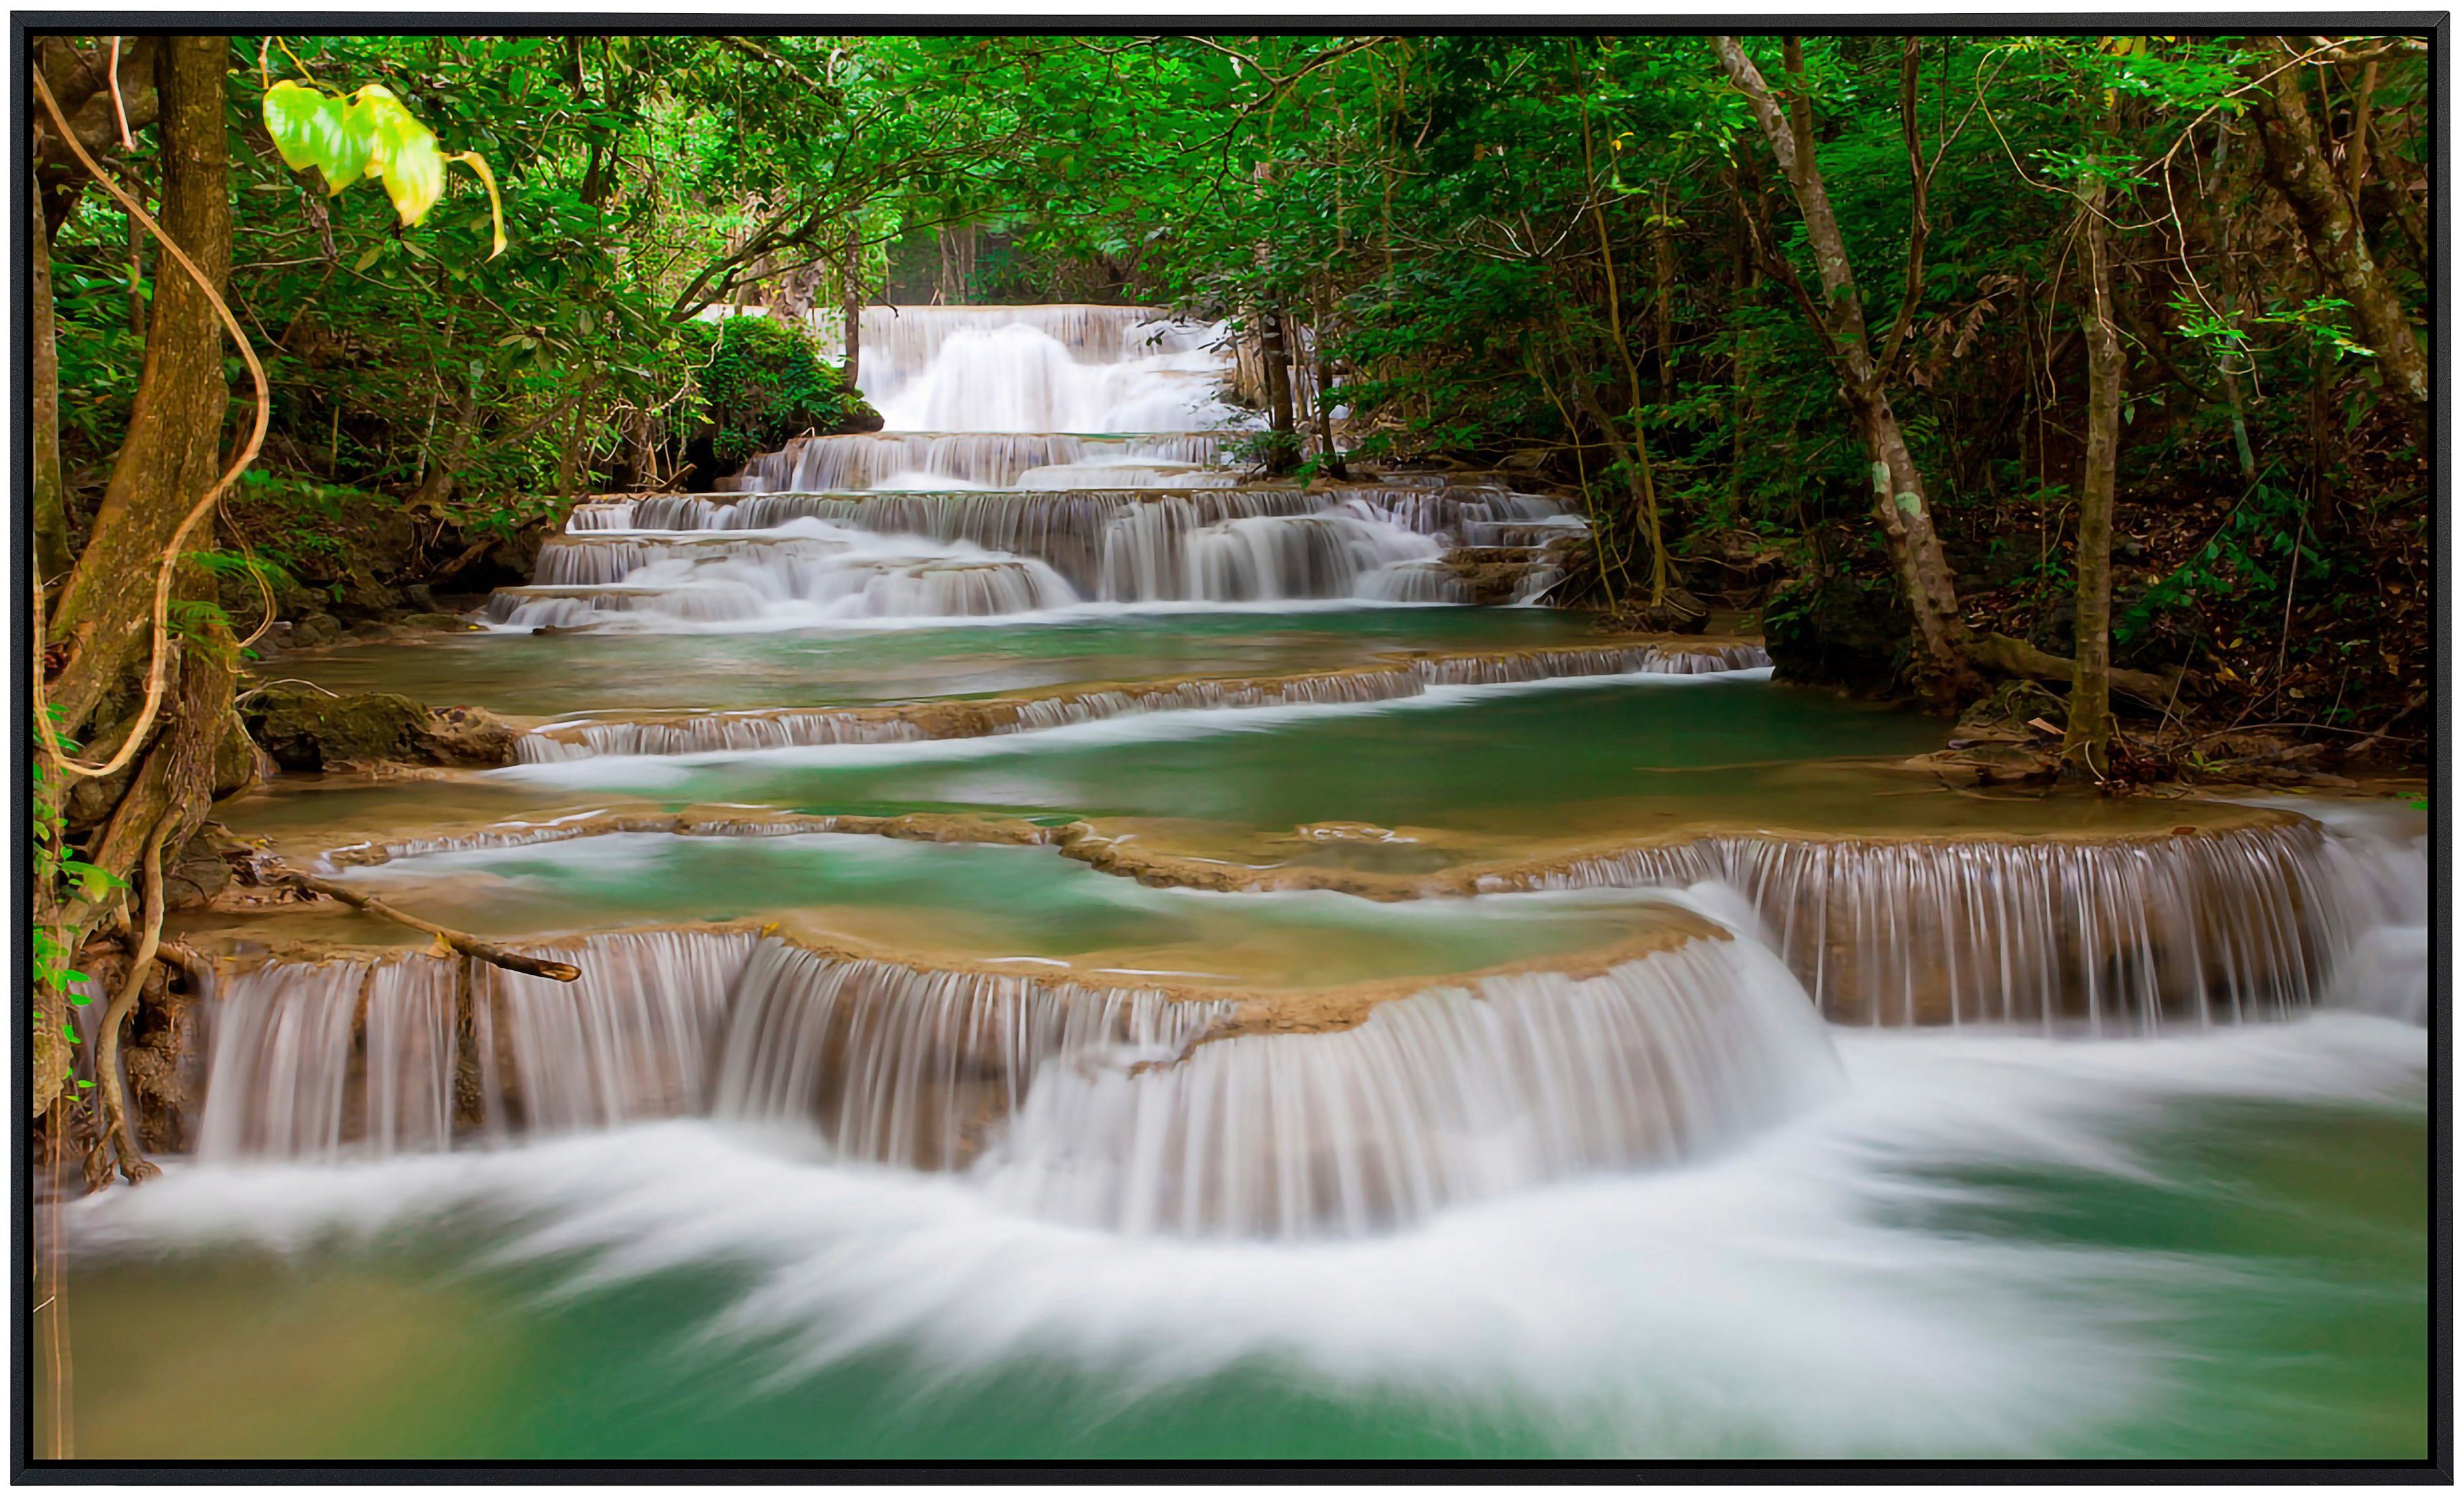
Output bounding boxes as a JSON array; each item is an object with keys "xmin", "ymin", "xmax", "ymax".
[
  {"xmin": 70, "ymin": 1007, "xmax": 2425, "ymax": 1455},
  {"xmin": 481, "ymin": 305, "xmax": 1576, "ymax": 630},
  {"xmin": 185, "ymin": 889, "xmax": 1841, "ymax": 1235}
]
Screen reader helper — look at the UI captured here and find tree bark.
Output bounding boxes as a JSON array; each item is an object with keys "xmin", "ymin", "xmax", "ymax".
[
  {"xmin": 2063, "ymin": 153, "xmax": 2121, "ymax": 781},
  {"xmin": 32, "ymin": 172, "xmax": 71, "ymax": 589},
  {"xmin": 1712, "ymin": 34, "xmax": 1978, "ymax": 705},
  {"xmin": 1311, "ymin": 286, "xmax": 1348, "ymax": 479},
  {"xmin": 839, "ymin": 220, "xmax": 864, "ymax": 389},
  {"xmin": 43, "ymin": 35, "xmax": 232, "ymax": 741},
  {"xmin": 2248, "ymin": 38, "xmax": 2428, "ymax": 445},
  {"xmin": 1259, "ymin": 306, "xmax": 1299, "ymax": 474}
]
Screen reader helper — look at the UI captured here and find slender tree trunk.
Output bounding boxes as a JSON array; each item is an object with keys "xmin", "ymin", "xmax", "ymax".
[
  {"xmin": 839, "ymin": 220, "xmax": 864, "ymax": 389},
  {"xmin": 1311, "ymin": 286, "xmax": 1348, "ymax": 480},
  {"xmin": 125, "ymin": 191, "xmax": 147, "ymax": 335},
  {"xmin": 32, "ymin": 174, "xmax": 72, "ymax": 590},
  {"xmin": 43, "ymin": 34, "xmax": 233, "ymax": 742},
  {"xmin": 1260, "ymin": 306, "xmax": 1299, "ymax": 473},
  {"xmin": 1578, "ymin": 105, "xmax": 1671, "ymax": 603},
  {"xmin": 2064, "ymin": 158, "xmax": 2121, "ymax": 781},
  {"xmin": 2249, "ymin": 38, "xmax": 2427, "ymax": 445},
  {"xmin": 1712, "ymin": 34, "xmax": 1978, "ymax": 704},
  {"xmin": 1651, "ymin": 185, "xmax": 1676, "ymax": 400}
]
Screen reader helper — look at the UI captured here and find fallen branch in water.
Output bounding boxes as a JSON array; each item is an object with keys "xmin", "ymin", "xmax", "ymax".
[{"xmin": 271, "ymin": 869, "xmax": 582, "ymax": 981}]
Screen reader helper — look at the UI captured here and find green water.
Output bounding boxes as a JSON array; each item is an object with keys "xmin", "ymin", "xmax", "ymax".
[
  {"xmin": 54, "ymin": 1051, "xmax": 2427, "ymax": 1460},
  {"xmin": 333, "ymin": 832, "xmax": 1702, "ymax": 984},
  {"xmin": 262, "ymin": 607, "xmax": 1615, "ymax": 717},
  {"xmin": 81, "ymin": 602, "xmax": 2431, "ymax": 1466},
  {"xmin": 499, "ymin": 677, "xmax": 1943, "ymax": 834}
]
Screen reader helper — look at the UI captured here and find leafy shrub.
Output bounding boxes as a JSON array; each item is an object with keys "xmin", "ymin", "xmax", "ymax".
[{"xmin": 682, "ymin": 317, "xmax": 877, "ymax": 466}]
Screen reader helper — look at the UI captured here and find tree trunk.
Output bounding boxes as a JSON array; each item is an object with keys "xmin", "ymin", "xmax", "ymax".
[
  {"xmin": 1711, "ymin": 34, "xmax": 1978, "ymax": 704},
  {"xmin": 32, "ymin": 172, "xmax": 71, "ymax": 590},
  {"xmin": 2063, "ymin": 160, "xmax": 2122, "ymax": 781},
  {"xmin": 2249, "ymin": 38, "xmax": 2428, "ymax": 445},
  {"xmin": 839, "ymin": 220, "xmax": 864, "ymax": 389},
  {"xmin": 1311, "ymin": 288, "xmax": 1348, "ymax": 480},
  {"xmin": 1260, "ymin": 306, "xmax": 1299, "ymax": 474},
  {"xmin": 43, "ymin": 35, "xmax": 232, "ymax": 742},
  {"xmin": 1650, "ymin": 187, "xmax": 1676, "ymax": 401}
]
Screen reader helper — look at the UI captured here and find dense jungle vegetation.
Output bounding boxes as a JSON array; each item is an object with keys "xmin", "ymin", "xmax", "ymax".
[{"xmin": 27, "ymin": 32, "xmax": 2433, "ymax": 1138}]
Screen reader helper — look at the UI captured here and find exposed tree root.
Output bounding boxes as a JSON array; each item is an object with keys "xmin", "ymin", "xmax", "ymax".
[
  {"xmin": 92, "ymin": 821, "xmax": 169, "ymax": 1187},
  {"xmin": 1969, "ymin": 631, "xmax": 2182, "ymax": 708}
]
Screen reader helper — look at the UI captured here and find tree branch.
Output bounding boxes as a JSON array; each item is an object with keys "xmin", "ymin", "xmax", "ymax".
[{"xmin": 273, "ymin": 871, "xmax": 583, "ymax": 982}]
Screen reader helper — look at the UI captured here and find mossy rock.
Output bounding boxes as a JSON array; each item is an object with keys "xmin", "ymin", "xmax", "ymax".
[
  {"xmin": 241, "ymin": 684, "xmax": 430, "ymax": 772},
  {"xmin": 291, "ymin": 613, "xmax": 344, "ymax": 649},
  {"xmin": 419, "ymin": 704, "xmax": 521, "ymax": 767}
]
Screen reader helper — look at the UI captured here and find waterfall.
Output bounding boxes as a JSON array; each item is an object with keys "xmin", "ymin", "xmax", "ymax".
[
  {"xmin": 977, "ymin": 936, "xmax": 1840, "ymax": 1239},
  {"xmin": 839, "ymin": 306, "xmax": 1240, "ymax": 434},
  {"xmin": 711, "ymin": 941, "xmax": 1227, "ymax": 1171},
  {"xmin": 198, "ymin": 956, "xmax": 468, "ymax": 1161},
  {"xmin": 492, "ymin": 931, "xmax": 759, "ymax": 1134},
  {"xmin": 1501, "ymin": 818, "xmax": 2416, "ymax": 1031},
  {"xmin": 490, "ymin": 486, "xmax": 1578, "ymax": 628},
  {"xmin": 723, "ymin": 433, "xmax": 1230, "ymax": 494},
  {"xmin": 472, "ymin": 303, "xmax": 1584, "ymax": 628},
  {"xmin": 193, "ymin": 930, "xmax": 1226, "ymax": 1170},
  {"xmin": 187, "ymin": 922, "xmax": 1837, "ymax": 1242}
]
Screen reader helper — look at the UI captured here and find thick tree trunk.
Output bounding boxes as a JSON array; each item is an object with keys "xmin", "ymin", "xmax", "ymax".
[
  {"xmin": 43, "ymin": 35, "xmax": 232, "ymax": 741},
  {"xmin": 32, "ymin": 173, "xmax": 71, "ymax": 589},
  {"xmin": 1712, "ymin": 34, "xmax": 1978, "ymax": 704},
  {"xmin": 2064, "ymin": 167, "xmax": 2122, "ymax": 781},
  {"xmin": 2249, "ymin": 39, "xmax": 2428, "ymax": 445}
]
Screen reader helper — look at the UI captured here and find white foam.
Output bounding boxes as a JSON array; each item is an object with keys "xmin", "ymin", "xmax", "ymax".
[{"xmin": 65, "ymin": 1011, "xmax": 2424, "ymax": 1456}]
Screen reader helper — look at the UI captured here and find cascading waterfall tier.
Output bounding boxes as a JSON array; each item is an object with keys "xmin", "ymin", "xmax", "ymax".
[
  {"xmin": 490, "ymin": 487, "xmax": 1576, "ymax": 626},
  {"xmin": 197, "ymin": 929, "xmax": 1224, "ymax": 1167},
  {"xmin": 486, "ymin": 302, "xmax": 1585, "ymax": 625},
  {"xmin": 289, "ymin": 803, "xmax": 2410, "ymax": 1042},
  {"xmin": 187, "ymin": 923, "xmax": 1835, "ymax": 1238},
  {"xmin": 1488, "ymin": 819, "xmax": 2406, "ymax": 1031},
  {"xmin": 848, "ymin": 305, "xmax": 1239, "ymax": 434},
  {"xmin": 513, "ymin": 640, "xmax": 1771, "ymax": 761},
  {"xmin": 977, "ymin": 936, "xmax": 1839, "ymax": 1239},
  {"xmin": 720, "ymin": 432, "xmax": 1231, "ymax": 494}
]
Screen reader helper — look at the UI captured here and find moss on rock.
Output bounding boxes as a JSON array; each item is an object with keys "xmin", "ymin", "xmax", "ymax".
[{"xmin": 242, "ymin": 685, "xmax": 431, "ymax": 772}]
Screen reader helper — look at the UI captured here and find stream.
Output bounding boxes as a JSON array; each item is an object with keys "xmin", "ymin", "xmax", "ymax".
[{"xmin": 52, "ymin": 304, "xmax": 2428, "ymax": 1461}]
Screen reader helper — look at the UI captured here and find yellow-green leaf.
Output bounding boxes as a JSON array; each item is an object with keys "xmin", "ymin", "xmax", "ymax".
[
  {"xmin": 448, "ymin": 151, "xmax": 508, "ymax": 260},
  {"xmin": 264, "ymin": 80, "xmax": 368, "ymax": 194},
  {"xmin": 353, "ymin": 85, "xmax": 446, "ymax": 224},
  {"xmin": 261, "ymin": 81, "xmax": 331, "ymax": 171}
]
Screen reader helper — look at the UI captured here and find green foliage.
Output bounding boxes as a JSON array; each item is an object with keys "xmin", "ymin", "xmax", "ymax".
[
  {"xmin": 30, "ymin": 713, "xmax": 118, "ymax": 1040},
  {"xmin": 2116, "ymin": 473, "xmax": 2334, "ymax": 649},
  {"xmin": 682, "ymin": 317, "xmax": 870, "ymax": 466}
]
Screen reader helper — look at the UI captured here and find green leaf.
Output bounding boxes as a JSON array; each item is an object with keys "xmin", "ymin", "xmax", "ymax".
[
  {"xmin": 355, "ymin": 86, "xmax": 448, "ymax": 225},
  {"xmin": 263, "ymin": 80, "xmax": 370, "ymax": 194}
]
